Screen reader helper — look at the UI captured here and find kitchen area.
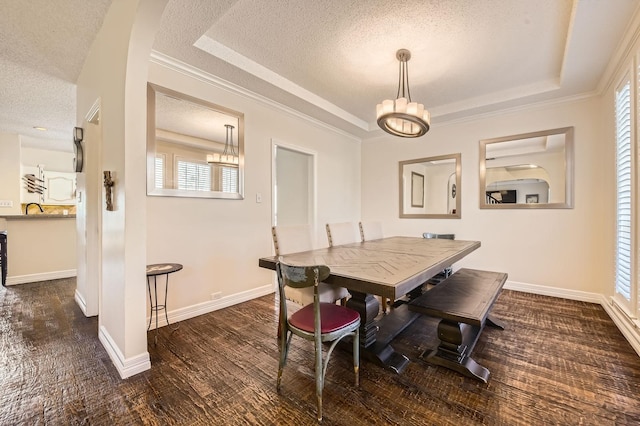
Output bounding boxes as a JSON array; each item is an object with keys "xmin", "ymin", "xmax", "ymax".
[{"xmin": 0, "ymin": 134, "xmax": 77, "ymax": 286}]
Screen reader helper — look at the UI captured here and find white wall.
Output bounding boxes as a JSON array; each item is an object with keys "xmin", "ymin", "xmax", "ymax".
[
  {"xmin": 21, "ymin": 147, "xmax": 74, "ymax": 172},
  {"xmin": 4, "ymin": 218, "xmax": 76, "ymax": 284},
  {"xmin": 0, "ymin": 133, "xmax": 24, "ymax": 215},
  {"xmin": 362, "ymin": 96, "xmax": 607, "ymax": 295},
  {"xmin": 145, "ymin": 60, "xmax": 361, "ymax": 317},
  {"xmin": 76, "ymin": 0, "xmax": 168, "ymax": 378}
]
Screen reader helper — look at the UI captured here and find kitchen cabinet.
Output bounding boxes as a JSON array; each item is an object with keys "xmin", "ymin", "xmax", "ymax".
[
  {"xmin": 20, "ymin": 165, "xmax": 76, "ymax": 206},
  {"xmin": 43, "ymin": 171, "xmax": 76, "ymax": 205}
]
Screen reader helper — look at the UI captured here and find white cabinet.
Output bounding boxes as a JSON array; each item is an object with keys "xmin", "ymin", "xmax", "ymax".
[
  {"xmin": 20, "ymin": 166, "xmax": 76, "ymax": 205},
  {"xmin": 43, "ymin": 171, "xmax": 76, "ymax": 205}
]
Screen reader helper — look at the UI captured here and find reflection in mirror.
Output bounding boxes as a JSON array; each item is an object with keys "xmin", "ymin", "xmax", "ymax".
[
  {"xmin": 479, "ymin": 127, "xmax": 573, "ymax": 209},
  {"xmin": 399, "ymin": 153, "xmax": 461, "ymax": 219},
  {"xmin": 147, "ymin": 83, "xmax": 244, "ymax": 199}
]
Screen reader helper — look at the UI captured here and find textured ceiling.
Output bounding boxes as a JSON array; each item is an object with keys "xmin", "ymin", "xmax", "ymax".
[
  {"xmin": 0, "ymin": 0, "xmax": 638, "ymax": 151},
  {"xmin": 154, "ymin": 0, "xmax": 639, "ymax": 139},
  {"xmin": 0, "ymin": 0, "xmax": 113, "ymax": 151}
]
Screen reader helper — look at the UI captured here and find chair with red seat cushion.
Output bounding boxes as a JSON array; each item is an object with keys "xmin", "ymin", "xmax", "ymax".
[
  {"xmin": 272, "ymin": 225, "xmax": 349, "ymax": 306},
  {"xmin": 276, "ymin": 259, "xmax": 360, "ymax": 422}
]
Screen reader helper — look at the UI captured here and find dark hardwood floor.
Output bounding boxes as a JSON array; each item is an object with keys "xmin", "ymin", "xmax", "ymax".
[{"xmin": 1, "ymin": 278, "xmax": 639, "ymax": 425}]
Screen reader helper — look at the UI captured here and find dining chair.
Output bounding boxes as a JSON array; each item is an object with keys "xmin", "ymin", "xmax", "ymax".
[
  {"xmin": 325, "ymin": 222, "xmax": 360, "ymax": 247},
  {"xmin": 272, "ymin": 225, "xmax": 349, "ymax": 306},
  {"xmin": 423, "ymin": 232, "xmax": 455, "ymax": 284},
  {"xmin": 358, "ymin": 221, "xmax": 392, "ymax": 313},
  {"xmin": 358, "ymin": 221, "xmax": 384, "ymax": 242},
  {"xmin": 276, "ymin": 259, "xmax": 360, "ymax": 422}
]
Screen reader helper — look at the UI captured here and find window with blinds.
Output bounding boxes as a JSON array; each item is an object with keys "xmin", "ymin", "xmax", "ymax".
[
  {"xmin": 615, "ymin": 77, "xmax": 633, "ymax": 303},
  {"xmin": 222, "ymin": 167, "xmax": 238, "ymax": 193},
  {"xmin": 177, "ymin": 158, "xmax": 211, "ymax": 191},
  {"xmin": 155, "ymin": 155, "xmax": 165, "ymax": 189}
]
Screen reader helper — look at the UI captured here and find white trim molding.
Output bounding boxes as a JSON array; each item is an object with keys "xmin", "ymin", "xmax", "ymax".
[
  {"xmin": 98, "ymin": 325, "xmax": 151, "ymax": 379},
  {"xmin": 504, "ymin": 279, "xmax": 603, "ymax": 304},
  {"xmin": 149, "ymin": 51, "xmax": 361, "ymax": 143},
  {"xmin": 146, "ymin": 284, "xmax": 274, "ymax": 330},
  {"xmin": 506, "ymin": 280, "xmax": 640, "ymax": 357},
  {"xmin": 602, "ymin": 296, "xmax": 640, "ymax": 357},
  {"xmin": 74, "ymin": 288, "xmax": 88, "ymax": 316},
  {"xmin": 5, "ymin": 269, "xmax": 76, "ymax": 285}
]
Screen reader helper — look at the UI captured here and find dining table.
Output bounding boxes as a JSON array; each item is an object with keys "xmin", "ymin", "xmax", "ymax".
[{"xmin": 259, "ymin": 235, "xmax": 481, "ymax": 373}]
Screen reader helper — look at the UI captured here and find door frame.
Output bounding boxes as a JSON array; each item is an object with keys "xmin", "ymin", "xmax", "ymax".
[{"xmin": 271, "ymin": 139, "xmax": 318, "ymax": 242}]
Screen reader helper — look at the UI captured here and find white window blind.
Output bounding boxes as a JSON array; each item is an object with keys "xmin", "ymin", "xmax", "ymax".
[
  {"xmin": 222, "ymin": 167, "xmax": 238, "ymax": 193},
  {"xmin": 155, "ymin": 155, "xmax": 165, "ymax": 189},
  {"xmin": 177, "ymin": 159, "xmax": 211, "ymax": 191},
  {"xmin": 615, "ymin": 78, "xmax": 632, "ymax": 302}
]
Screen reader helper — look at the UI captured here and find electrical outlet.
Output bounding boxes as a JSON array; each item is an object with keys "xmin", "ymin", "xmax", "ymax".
[
  {"xmin": 0, "ymin": 200, "xmax": 13, "ymax": 208},
  {"xmin": 211, "ymin": 292, "xmax": 222, "ymax": 300}
]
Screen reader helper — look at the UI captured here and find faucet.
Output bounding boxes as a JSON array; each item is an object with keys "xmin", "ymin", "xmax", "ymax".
[{"xmin": 25, "ymin": 203, "xmax": 44, "ymax": 215}]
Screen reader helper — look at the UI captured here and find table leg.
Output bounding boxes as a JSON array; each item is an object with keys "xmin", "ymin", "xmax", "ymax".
[
  {"xmin": 163, "ymin": 273, "xmax": 179, "ymax": 332},
  {"xmin": 147, "ymin": 275, "xmax": 167, "ymax": 345},
  {"xmin": 347, "ymin": 291, "xmax": 418, "ymax": 374},
  {"xmin": 487, "ymin": 314, "xmax": 505, "ymax": 330},
  {"xmin": 147, "ymin": 277, "xmax": 153, "ymax": 331},
  {"xmin": 346, "ymin": 291, "xmax": 379, "ymax": 347},
  {"xmin": 154, "ymin": 276, "xmax": 160, "ymax": 344},
  {"xmin": 421, "ymin": 320, "xmax": 490, "ymax": 383}
]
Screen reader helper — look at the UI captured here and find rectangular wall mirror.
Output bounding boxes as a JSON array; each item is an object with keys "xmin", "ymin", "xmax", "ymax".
[
  {"xmin": 399, "ymin": 153, "xmax": 461, "ymax": 219},
  {"xmin": 479, "ymin": 127, "xmax": 573, "ymax": 209},
  {"xmin": 147, "ymin": 83, "xmax": 244, "ymax": 199}
]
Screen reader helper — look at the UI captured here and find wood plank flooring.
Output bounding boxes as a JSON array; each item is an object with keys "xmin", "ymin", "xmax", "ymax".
[{"xmin": 1, "ymin": 278, "xmax": 639, "ymax": 425}]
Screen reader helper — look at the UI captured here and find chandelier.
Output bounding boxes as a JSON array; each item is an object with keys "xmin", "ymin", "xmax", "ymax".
[
  {"xmin": 376, "ymin": 49, "xmax": 430, "ymax": 138},
  {"xmin": 207, "ymin": 124, "xmax": 238, "ymax": 167}
]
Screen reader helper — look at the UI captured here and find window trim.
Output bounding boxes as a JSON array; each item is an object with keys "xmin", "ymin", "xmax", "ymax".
[{"xmin": 613, "ymin": 64, "xmax": 638, "ymax": 318}]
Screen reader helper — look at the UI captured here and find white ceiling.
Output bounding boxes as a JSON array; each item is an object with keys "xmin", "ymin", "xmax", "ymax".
[
  {"xmin": 1, "ymin": 0, "xmax": 638, "ymax": 150},
  {"xmin": 0, "ymin": 0, "xmax": 113, "ymax": 151}
]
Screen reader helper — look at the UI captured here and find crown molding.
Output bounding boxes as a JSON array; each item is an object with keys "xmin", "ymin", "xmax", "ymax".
[
  {"xmin": 149, "ymin": 51, "xmax": 362, "ymax": 143},
  {"xmin": 597, "ymin": 3, "xmax": 640, "ymax": 95}
]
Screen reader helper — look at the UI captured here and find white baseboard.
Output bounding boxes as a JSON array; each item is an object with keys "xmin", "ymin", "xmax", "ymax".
[
  {"xmin": 88, "ymin": 278, "xmax": 640, "ymax": 377},
  {"xmin": 147, "ymin": 284, "xmax": 274, "ymax": 330},
  {"xmin": 98, "ymin": 325, "xmax": 151, "ymax": 379},
  {"xmin": 599, "ymin": 296, "xmax": 640, "ymax": 357},
  {"xmin": 505, "ymin": 280, "xmax": 640, "ymax": 357},
  {"xmin": 6, "ymin": 269, "xmax": 77, "ymax": 285},
  {"xmin": 504, "ymin": 279, "xmax": 604, "ymax": 304},
  {"xmin": 74, "ymin": 288, "xmax": 88, "ymax": 316}
]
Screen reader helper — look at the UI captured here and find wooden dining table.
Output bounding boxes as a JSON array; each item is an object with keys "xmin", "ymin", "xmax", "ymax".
[{"xmin": 259, "ymin": 236, "xmax": 481, "ymax": 373}]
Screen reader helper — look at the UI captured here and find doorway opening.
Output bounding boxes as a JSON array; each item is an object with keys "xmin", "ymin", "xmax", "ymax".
[{"xmin": 272, "ymin": 141, "xmax": 316, "ymax": 234}]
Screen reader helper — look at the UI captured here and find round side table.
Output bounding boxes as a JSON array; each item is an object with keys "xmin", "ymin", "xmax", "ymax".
[{"xmin": 146, "ymin": 263, "xmax": 183, "ymax": 344}]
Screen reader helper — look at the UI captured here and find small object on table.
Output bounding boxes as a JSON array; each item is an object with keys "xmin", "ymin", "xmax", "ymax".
[{"xmin": 146, "ymin": 263, "xmax": 183, "ymax": 344}]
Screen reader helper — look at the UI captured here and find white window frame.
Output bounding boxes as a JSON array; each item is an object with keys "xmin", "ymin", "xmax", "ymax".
[{"xmin": 613, "ymin": 62, "xmax": 639, "ymax": 323}]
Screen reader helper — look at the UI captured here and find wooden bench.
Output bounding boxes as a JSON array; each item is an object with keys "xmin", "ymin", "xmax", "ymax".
[{"xmin": 408, "ymin": 268, "xmax": 507, "ymax": 382}]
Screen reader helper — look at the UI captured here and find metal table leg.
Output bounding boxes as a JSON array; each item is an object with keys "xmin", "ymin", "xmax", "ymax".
[{"xmin": 146, "ymin": 264, "xmax": 183, "ymax": 345}]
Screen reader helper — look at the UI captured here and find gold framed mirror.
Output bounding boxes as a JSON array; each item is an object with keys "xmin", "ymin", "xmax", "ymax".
[
  {"xmin": 479, "ymin": 127, "xmax": 574, "ymax": 209},
  {"xmin": 399, "ymin": 153, "xmax": 461, "ymax": 219},
  {"xmin": 146, "ymin": 83, "xmax": 244, "ymax": 199}
]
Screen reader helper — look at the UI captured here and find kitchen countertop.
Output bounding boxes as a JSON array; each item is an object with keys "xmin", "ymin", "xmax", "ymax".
[{"xmin": 0, "ymin": 214, "xmax": 76, "ymax": 220}]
